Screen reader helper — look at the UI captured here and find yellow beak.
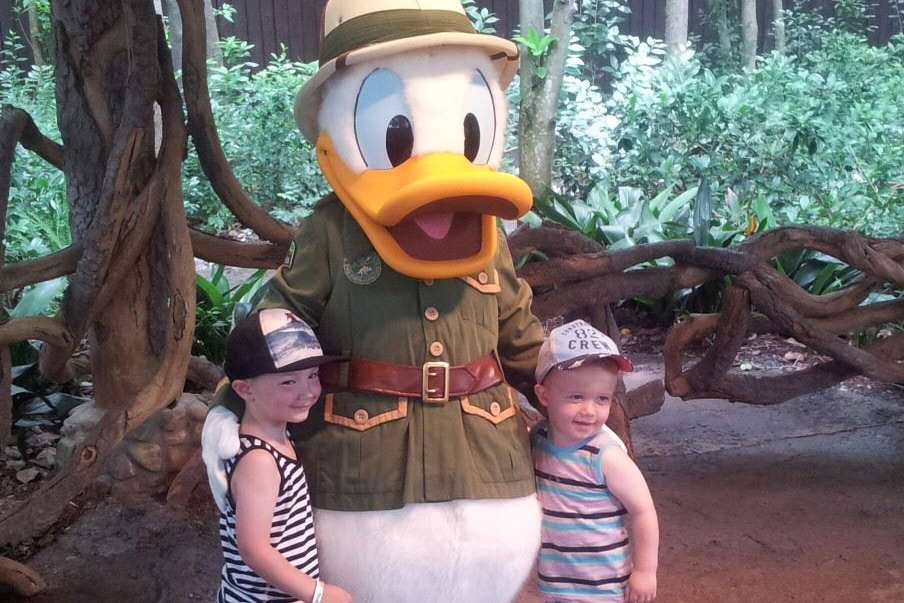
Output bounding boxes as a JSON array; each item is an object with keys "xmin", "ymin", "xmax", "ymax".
[{"xmin": 316, "ymin": 134, "xmax": 533, "ymax": 280}]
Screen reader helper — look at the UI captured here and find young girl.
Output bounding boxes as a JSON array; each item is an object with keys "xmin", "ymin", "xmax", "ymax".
[
  {"xmin": 532, "ymin": 320, "xmax": 659, "ymax": 603},
  {"xmin": 216, "ymin": 309, "xmax": 353, "ymax": 603}
]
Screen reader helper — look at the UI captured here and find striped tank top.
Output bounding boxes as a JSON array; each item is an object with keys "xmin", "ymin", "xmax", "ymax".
[
  {"xmin": 218, "ymin": 435, "xmax": 319, "ymax": 602},
  {"xmin": 532, "ymin": 423, "xmax": 631, "ymax": 602}
]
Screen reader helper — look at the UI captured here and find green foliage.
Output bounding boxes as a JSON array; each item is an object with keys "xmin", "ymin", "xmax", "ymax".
[
  {"xmin": 182, "ymin": 39, "xmax": 329, "ymax": 230},
  {"xmin": 1, "ymin": 31, "xmax": 67, "ymax": 264},
  {"xmin": 11, "ymin": 0, "xmax": 52, "ymax": 65},
  {"xmin": 531, "ymin": 182, "xmax": 698, "ymax": 252},
  {"xmin": 193, "ymin": 266, "xmax": 268, "ymax": 364},
  {"xmin": 606, "ymin": 32, "xmax": 904, "ymax": 238},
  {"xmin": 462, "ymin": 0, "xmax": 500, "ymax": 34}
]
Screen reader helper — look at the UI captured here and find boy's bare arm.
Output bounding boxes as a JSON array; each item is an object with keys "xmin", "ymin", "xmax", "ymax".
[
  {"xmin": 232, "ymin": 451, "xmax": 353, "ymax": 603},
  {"xmin": 603, "ymin": 448, "xmax": 659, "ymax": 602}
]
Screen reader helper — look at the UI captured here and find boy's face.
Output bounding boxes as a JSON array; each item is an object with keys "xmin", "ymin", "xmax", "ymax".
[
  {"xmin": 534, "ymin": 361, "xmax": 618, "ymax": 448},
  {"xmin": 235, "ymin": 367, "xmax": 322, "ymax": 424}
]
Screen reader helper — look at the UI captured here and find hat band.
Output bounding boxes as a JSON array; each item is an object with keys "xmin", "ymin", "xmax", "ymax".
[{"xmin": 320, "ymin": 9, "xmax": 477, "ymax": 66}]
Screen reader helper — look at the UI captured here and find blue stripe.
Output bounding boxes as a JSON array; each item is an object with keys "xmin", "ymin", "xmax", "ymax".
[
  {"xmin": 543, "ymin": 517, "xmax": 624, "ymax": 531},
  {"xmin": 544, "ymin": 449, "xmax": 596, "ymax": 466},
  {"xmin": 538, "ymin": 483, "xmax": 614, "ymax": 500},
  {"xmin": 540, "ymin": 552, "xmax": 628, "ymax": 564},
  {"xmin": 539, "ymin": 585, "xmax": 625, "ymax": 597}
]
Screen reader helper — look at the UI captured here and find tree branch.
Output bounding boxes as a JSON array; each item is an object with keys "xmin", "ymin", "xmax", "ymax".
[
  {"xmin": 509, "ymin": 223, "xmax": 605, "ymax": 258},
  {"xmin": 0, "ymin": 317, "xmax": 73, "ymax": 348},
  {"xmin": 519, "ymin": 239, "xmax": 696, "ymax": 287},
  {"xmin": 0, "ymin": 245, "xmax": 82, "ymax": 293},
  {"xmin": 190, "ymin": 229, "xmax": 288, "ymax": 269},
  {"xmin": 738, "ymin": 267, "xmax": 904, "ymax": 383},
  {"xmin": 531, "ymin": 265, "xmax": 718, "ymax": 319},
  {"xmin": 174, "ymin": 0, "xmax": 293, "ymax": 244}
]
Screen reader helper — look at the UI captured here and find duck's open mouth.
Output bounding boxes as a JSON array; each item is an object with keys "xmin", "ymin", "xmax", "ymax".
[
  {"xmin": 389, "ymin": 211, "xmax": 481, "ymax": 261},
  {"xmin": 387, "ymin": 196, "xmax": 519, "ymax": 261}
]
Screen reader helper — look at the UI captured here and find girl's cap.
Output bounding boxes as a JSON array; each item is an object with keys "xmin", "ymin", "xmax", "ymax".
[{"xmin": 224, "ymin": 309, "xmax": 345, "ymax": 380}]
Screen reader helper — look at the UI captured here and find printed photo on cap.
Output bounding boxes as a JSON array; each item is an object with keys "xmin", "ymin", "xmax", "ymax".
[{"xmin": 259, "ymin": 309, "xmax": 323, "ymax": 369}]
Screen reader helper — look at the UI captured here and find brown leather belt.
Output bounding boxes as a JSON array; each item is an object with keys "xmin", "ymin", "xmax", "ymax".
[{"xmin": 319, "ymin": 353, "xmax": 503, "ymax": 403}]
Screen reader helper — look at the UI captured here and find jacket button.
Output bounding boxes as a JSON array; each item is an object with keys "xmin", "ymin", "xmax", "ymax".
[
  {"xmin": 429, "ymin": 341, "xmax": 444, "ymax": 357},
  {"xmin": 478, "ymin": 271, "xmax": 489, "ymax": 284},
  {"xmin": 424, "ymin": 307, "xmax": 439, "ymax": 321},
  {"xmin": 489, "ymin": 402, "xmax": 502, "ymax": 416},
  {"xmin": 353, "ymin": 409, "xmax": 369, "ymax": 425},
  {"xmin": 423, "ymin": 279, "xmax": 434, "ymax": 286}
]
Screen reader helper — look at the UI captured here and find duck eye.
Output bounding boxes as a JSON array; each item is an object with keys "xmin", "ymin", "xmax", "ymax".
[
  {"xmin": 463, "ymin": 113, "xmax": 480, "ymax": 162},
  {"xmin": 462, "ymin": 69, "xmax": 496, "ymax": 165},
  {"xmin": 387, "ymin": 115, "xmax": 414, "ymax": 167},
  {"xmin": 355, "ymin": 68, "xmax": 413, "ymax": 170}
]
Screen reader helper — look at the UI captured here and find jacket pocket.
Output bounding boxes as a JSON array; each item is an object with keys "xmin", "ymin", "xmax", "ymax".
[
  {"xmin": 460, "ymin": 385, "xmax": 516, "ymax": 425},
  {"xmin": 318, "ymin": 392, "xmax": 410, "ymax": 495},
  {"xmin": 323, "ymin": 393, "xmax": 408, "ymax": 431},
  {"xmin": 460, "ymin": 385, "xmax": 531, "ymax": 484}
]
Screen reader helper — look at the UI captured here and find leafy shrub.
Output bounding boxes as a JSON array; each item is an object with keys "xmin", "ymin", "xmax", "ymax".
[
  {"xmin": 193, "ymin": 265, "xmax": 268, "ymax": 364},
  {"xmin": 1, "ymin": 33, "xmax": 67, "ymax": 263},
  {"xmin": 606, "ymin": 32, "xmax": 904, "ymax": 238},
  {"xmin": 182, "ymin": 37, "xmax": 329, "ymax": 230}
]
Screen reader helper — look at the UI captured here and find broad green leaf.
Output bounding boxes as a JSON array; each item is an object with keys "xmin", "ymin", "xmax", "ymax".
[{"xmin": 9, "ymin": 278, "xmax": 67, "ymax": 318}]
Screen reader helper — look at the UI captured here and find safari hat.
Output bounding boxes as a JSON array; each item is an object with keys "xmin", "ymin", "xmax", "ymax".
[
  {"xmin": 224, "ymin": 309, "xmax": 344, "ymax": 381},
  {"xmin": 535, "ymin": 320, "xmax": 634, "ymax": 384},
  {"xmin": 294, "ymin": 0, "xmax": 520, "ymax": 142}
]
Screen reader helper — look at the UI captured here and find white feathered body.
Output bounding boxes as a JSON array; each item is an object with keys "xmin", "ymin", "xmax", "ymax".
[{"xmin": 315, "ymin": 496, "xmax": 541, "ymax": 603}]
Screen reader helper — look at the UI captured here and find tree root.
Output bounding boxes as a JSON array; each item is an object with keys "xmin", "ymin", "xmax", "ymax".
[{"xmin": 0, "ymin": 556, "xmax": 46, "ymax": 597}]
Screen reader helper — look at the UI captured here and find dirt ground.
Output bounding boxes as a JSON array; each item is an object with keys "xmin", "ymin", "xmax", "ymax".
[{"xmin": 4, "ymin": 354, "xmax": 904, "ymax": 603}]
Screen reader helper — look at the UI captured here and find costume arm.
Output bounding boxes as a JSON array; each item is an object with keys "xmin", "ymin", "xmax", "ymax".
[
  {"xmin": 210, "ymin": 210, "xmax": 333, "ymax": 414},
  {"xmin": 495, "ymin": 232, "xmax": 545, "ymax": 400},
  {"xmin": 256, "ymin": 208, "xmax": 333, "ymax": 329},
  {"xmin": 603, "ymin": 448, "xmax": 659, "ymax": 602}
]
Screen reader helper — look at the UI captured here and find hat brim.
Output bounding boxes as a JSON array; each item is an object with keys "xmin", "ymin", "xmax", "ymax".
[
  {"xmin": 538, "ymin": 353, "xmax": 634, "ymax": 384},
  {"xmin": 228, "ymin": 354, "xmax": 348, "ymax": 382},
  {"xmin": 294, "ymin": 32, "xmax": 519, "ymax": 143}
]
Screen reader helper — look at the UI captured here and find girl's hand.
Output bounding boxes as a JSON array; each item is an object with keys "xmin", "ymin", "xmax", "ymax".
[
  {"xmin": 322, "ymin": 583, "xmax": 353, "ymax": 603},
  {"xmin": 625, "ymin": 569, "xmax": 656, "ymax": 602}
]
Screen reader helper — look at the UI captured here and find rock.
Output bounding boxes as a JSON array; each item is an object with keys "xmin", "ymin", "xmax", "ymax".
[
  {"xmin": 129, "ymin": 416, "xmax": 163, "ymax": 443},
  {"xmin": 6, "ymin": 460, "xmax": 26, "ymax": 471},
  {"xmin": 108, "ymin": 454, "xmax": 137, "ymax": 481},
  {"xmin": 126, "ymin": 441, "xmax": 164, "ymax": 473},
  {"xmin": 33, "ymin": 448, "xmax": 56, "ymax": 469},
  {"xmin": 185, "ymin": 397, "xmax": 209, "ymax": 422},
  {"xmin": 25, "ymin": 431, "xmax": 60, "ymax": 448},
  {"xmin": 163, "ymin": 428, "xmax": 190, "ymax": 446},
  {"xmin": 166, "ymin": 444, "xmax": 193, "ymax": 469},
  {"xmin": 16, "ymin": 468, "xmax": 41, "ymax": 484},
  {"xmin": 162, "ymin": 406, "xmax": 188, "ymax": 432},
  {"xmin": 4, "ymin": 446, "xmax": 22, "ymax": 460},
  {"xmin": 58, "ymin": 402, "xmax": 106, "ymax": 465}
]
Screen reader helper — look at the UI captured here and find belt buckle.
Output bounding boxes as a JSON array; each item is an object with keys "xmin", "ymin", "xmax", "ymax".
[{"xmin": 422, "ymin": 361, "xmax": 450, "ymax": 403}]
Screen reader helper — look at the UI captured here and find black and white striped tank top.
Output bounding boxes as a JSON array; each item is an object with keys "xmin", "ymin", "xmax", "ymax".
[{"xmin": 218, "ymin": 435, "xmax": 319, "ymax": 602}]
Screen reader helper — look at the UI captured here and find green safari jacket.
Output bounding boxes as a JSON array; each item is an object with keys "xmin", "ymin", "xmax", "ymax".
[{"xmin": 226, "ymin": 194, "xmax": 545, "ymax": 511}]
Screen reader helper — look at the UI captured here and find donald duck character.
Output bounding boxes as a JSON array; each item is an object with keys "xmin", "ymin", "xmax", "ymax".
[{"xmin": 203, "ymin": 1, "xmax": 548, "ymax": 601}]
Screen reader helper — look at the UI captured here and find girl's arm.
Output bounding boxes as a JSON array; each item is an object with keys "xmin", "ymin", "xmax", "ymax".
[
  {"xmin": 232, "ymin": 450, "xmax": 352, "ymax": 603},
  {"xmin": 602, "ymin": 448, "xmax": 659, "ymax": 603}
]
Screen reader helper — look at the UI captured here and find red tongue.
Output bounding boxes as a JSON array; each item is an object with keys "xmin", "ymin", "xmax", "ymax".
[{"xmin": 413, "ymin": 212, "xmax": 454, "ymax": 240}]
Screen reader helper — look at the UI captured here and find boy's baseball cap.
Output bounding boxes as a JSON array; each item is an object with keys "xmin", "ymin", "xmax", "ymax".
[
  {"xmin": 535, "ymin": 319, "xmax": 633, "ymax": 384},
  {"xmin": 224, "ymin": 309, "xmax": 344, "ymax": 381}
]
